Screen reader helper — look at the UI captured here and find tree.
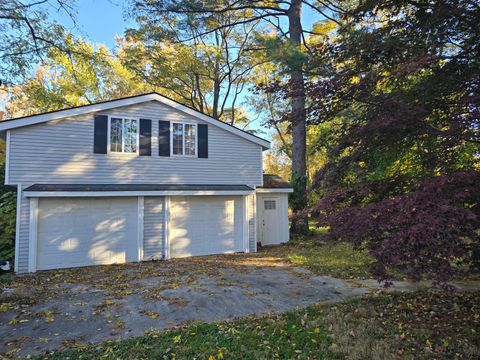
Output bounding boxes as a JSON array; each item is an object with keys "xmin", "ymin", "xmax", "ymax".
[
  {"xmin": 4, "ymin": 35, "xmax": 152, "ymax": 118},
  {"xmin": 0, "ymin": 0, "xmax": 76, "ymax": 86},
  {"xmin": 0, "ymin": 142, "xmax": 15, "ymax": 261},
  {"xmin": 124, "ymin": 4, "xmax": 259, "ymax": 122},
  {"xmin": 128, "ymin": 0, "xmax": 342, "ymax": 234},
  {"xmin": 310, "ymin": 0, "xmax": 480, "ymax": 284},
  {"xmin": 0, "ymin": 185, "xmax": 16, "ymax": 261}
]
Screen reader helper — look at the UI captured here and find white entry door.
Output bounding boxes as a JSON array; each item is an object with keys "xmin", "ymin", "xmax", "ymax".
[
  {"xmin": 261, "ymin": 197, "xmax": 281, "ymax": 245},
  {"xmin": 36, "ymin": 197, "xmax": 138, "ymax": 270},
  {"xmin": 169, "ymin": 196, "xmax": 244, "ymax": 258}
]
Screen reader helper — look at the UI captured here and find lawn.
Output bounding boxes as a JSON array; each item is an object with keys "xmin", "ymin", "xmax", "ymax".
[
  {"xmin": 258, "ymin": 228, "xmax": 478, "ymax": 282},
  {"xmin": 257, "ymin": 228, "xmax": 374, "ymax": 280},
  {"xmin": 38, "ymin": 290, "xmax": 480, "ymax": 360}
]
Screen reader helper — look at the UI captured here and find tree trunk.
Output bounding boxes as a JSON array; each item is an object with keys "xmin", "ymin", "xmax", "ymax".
[
  {"xmin": 212, "ymin": 30, "xmax": 221, "ymax": 119},
  {"xmin": 212, "ymin": 75, "xmax": 220, "ymax": 118},
  {"xmin": 288, "ymin": 0, "xmax": 309, "ymax": 235},
  {"xmin": 194, "ymin": 73, "xmax": 204, "ymax": 113}
]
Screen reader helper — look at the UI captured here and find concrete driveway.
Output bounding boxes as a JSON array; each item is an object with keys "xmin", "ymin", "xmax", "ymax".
[{"xmin": 0, "ymin": 253, "xmax": 369, "ymax": 357}]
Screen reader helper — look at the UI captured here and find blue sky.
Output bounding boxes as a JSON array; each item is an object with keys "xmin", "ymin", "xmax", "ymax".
[
  {"xmin": 50, "ymin": 0, "xmax": 132, "ymax": 48},
  {"xmin": 49, "ymin": 1, "xmax": 320, "ymax": 137},
  {"xmin": 52, "ymin": 1, "xmax": 319, "ymax": 49}
]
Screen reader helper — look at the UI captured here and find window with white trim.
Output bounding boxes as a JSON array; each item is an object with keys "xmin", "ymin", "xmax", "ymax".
[
  {"xmin": 172, "ymin": 122, "xmax": 196, "ymax": 156},
  {"xmin": 264, "ymin": 200, "xmax": 276, "ymax": 210},
  {"xmin": 110, "ymin": 118, "xmax": 138, "ymax": 153}
]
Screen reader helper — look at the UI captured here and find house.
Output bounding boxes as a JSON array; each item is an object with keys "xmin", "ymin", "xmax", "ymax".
[{"xmin": 0, "ymin": 93, "xmax": 293, "ymax": 273}]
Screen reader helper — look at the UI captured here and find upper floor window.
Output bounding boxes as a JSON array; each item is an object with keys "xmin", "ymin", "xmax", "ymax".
[
  {"xmin": 110, "ymin": 118, "xmax": 138, "ymax": 153},
  {"xmin": 172, "ymin": 122, "xmax": 196, "ymax": 156}
]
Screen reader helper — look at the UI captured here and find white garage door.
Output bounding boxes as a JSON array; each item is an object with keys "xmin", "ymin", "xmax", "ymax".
[
  {"xmin": 170, "ymin": 196, "xmax": 244, "ymax": 258},
  {"xmin": 37, "ymin": 197, "xmax": 138, "ymax": 270}
]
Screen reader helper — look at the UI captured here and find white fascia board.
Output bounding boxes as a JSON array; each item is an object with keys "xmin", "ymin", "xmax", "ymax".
[
  {"xmin": 0, "ymin": 94, "xmax": 158, "ymax": 131},
  {"xmin": 0, "ymin": 93, "xmax": 270, "ymax": 149},
  {"xmin": 24, "ymin": 190, "xmax": 254, "ymax": 198},
  {"xmin": 256, "ymin": 188, "xmax": 294, "ymax": 193}
]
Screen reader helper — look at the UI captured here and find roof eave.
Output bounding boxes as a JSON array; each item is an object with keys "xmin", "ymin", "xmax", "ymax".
[{"xmin": 0, "ymin": 92, "xmax": 271, "ymax": 149}]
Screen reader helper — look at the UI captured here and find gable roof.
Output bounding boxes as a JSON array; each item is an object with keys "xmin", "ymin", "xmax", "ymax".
[{"xmin": 0, "ymin": 92, "xmax": 270, "ymax": 150}]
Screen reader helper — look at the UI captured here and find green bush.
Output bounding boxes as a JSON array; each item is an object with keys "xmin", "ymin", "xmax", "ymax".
[{"xmin": 0, "ymin": 162, "xmax": 16, "ymax": 260}]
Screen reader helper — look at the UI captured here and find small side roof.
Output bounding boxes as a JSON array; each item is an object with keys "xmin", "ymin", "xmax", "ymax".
[
  {"xmin": 0, "ymin": 92, "xmax": 270, "ymax": 150},
  {"xmin": 23, "ymin": 184, "xmax": 255, "ymax": 197},
  {"xmin": 259, "ymin": 174, "xmax": 293, "ymax": 189},
  {"xmin": 24, "ymin": 184, "xmax": 254, "ymax": 192}
]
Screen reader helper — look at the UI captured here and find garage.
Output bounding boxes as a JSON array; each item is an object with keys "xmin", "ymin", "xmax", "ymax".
[
  {"xmin": 169, "ymin": 196, "xmax": 245, "ymax": 258},
  {"xmin": 36, "ymin": 197, "xmax": 138, "ymax": 270}
]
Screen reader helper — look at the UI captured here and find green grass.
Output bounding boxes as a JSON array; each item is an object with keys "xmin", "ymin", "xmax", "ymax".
[
  {"xmin": 259, "ymin": 228, "xmax": 374, "ymax": 280},
  {"xmin": 38, "ymin": 309, "xmax": 334, "ymax": 360},
  {"xmin": 37, "ymin": 291, "xmax": 480, "ymax": 360},
  {"xmin": 286, "ymin": 242, "xmax": 373, "ymax": 279}
]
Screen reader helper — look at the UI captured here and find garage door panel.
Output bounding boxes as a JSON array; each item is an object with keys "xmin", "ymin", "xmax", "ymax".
[
  {"xmin": 37, "ymin": 198, "xmax": 138, "ymax": 270},
  {"xmin": 170, "ymin": 196, "xmax": 244, "ymax": 258}
]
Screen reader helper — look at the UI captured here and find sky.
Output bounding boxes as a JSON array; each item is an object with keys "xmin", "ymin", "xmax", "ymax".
[
  {"xmin": 51, "ymin": 1, "xmax": 319, "ymax": 49},
  {"xmin": 50, "ymin": 0, "xmax": 133, "ymax": 48},
  {"xmin": 47, "ymin": 0, "xmax": 321, "ymax": 138}
]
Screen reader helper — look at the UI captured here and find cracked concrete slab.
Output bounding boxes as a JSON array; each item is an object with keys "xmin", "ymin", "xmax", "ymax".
[{"xmin": 0, "ymin": 266, "xmax": 369, "ymax": 357}]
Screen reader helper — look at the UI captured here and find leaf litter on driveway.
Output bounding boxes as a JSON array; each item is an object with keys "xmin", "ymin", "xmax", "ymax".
[{"xmin": 0, "ymin": 252, "xmax": 368, "ymax": 357}]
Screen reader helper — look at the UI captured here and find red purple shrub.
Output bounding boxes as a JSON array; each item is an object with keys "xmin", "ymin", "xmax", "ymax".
[{"xmin": 315, "ymin": 172, "xmax": 480, "ymax": 284}]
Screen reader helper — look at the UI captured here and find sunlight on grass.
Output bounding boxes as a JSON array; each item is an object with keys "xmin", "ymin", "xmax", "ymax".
[
  {"xmin": 286, "ymin": 242, "xmax": 374, "ymax": 279},
  {"xmin": 261, "ymin": 226, "xmax": 374, "ymax": 279}
]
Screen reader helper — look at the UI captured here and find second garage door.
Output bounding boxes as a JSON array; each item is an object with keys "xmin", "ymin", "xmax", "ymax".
[
  {"xmin": 169, "ymin": 196, "xmax": 244, "ymax": 258},
  {"xmin": 37, "ymin": 197, "xmax": 138, "ymax": 270}
]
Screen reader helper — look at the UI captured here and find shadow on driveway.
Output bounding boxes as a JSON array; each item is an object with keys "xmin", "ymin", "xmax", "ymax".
[{"xmin": 0, "ymin": 254, "xmax": 369, "ymax": 357}]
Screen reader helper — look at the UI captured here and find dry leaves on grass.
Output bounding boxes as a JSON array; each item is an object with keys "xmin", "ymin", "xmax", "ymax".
[{"xmin": 321, "ymin": 290, "xmax": 480, "ymax": 359}]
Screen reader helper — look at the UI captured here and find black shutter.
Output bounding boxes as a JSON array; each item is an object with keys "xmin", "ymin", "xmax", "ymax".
[
  {"xmin": 93, "ymin": 115, "xmax": 108, "ymax": 154},
  {"xmin": 158, "ymin": 120, "xmax": 170, "ymax": 156},
  {"xmin": 139, "ymin": 119, "xmax": 152, "ymax": 156},
  {"xmin": 198, "ymin": 124, "xmax": 208, "ymax": 158}
]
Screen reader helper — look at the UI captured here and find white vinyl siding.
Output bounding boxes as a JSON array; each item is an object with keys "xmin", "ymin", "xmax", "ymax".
[
  {"xmin": 143, "ymin": 197, "xmax": 166, "ymax": 260},
  {"xmin": 7, "ymin": 101, "xmax": 262, "ymax": 186},
  {"xmin": 247, "ymin": 193, "xmax": 256, "ymax": 253},
  {"xmin": 16, "ymin": 186, "xmax": 30, "ymax": 273}
]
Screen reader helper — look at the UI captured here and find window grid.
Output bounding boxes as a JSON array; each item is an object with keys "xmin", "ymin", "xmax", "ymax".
[
  {"xmin": 172, "ymin": 122, "xmax": 197, "ymax": 157},
  {"xmin": 110, "ymin": 117, "xmax": 138, "ymax": 153},
  {"xmin": 264, "ymin": 200, "xmax": 276, "ymax": 210},
  {"xmin": 172, "ymin": 123, "xmax": 183, "ymax": 155}
]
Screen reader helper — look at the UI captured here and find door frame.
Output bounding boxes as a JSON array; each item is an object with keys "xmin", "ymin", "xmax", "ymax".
[{"xmin": 28, "ymin": 197, "xmax": 38, "ymax": 272}]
